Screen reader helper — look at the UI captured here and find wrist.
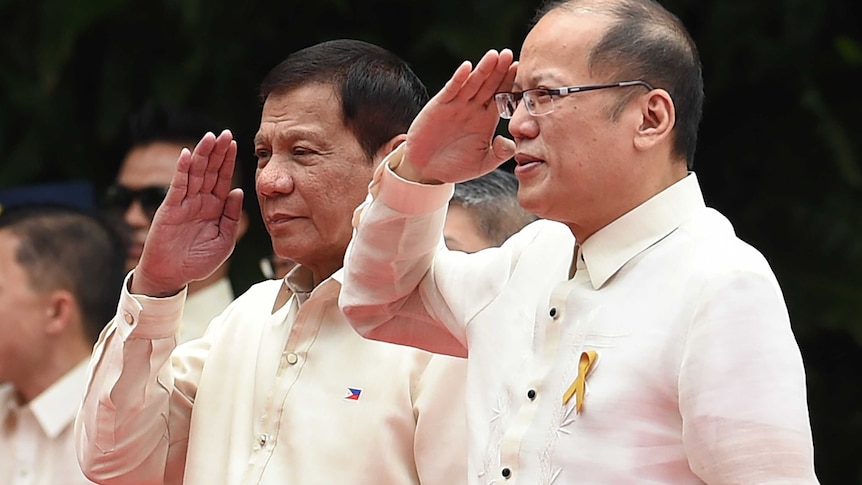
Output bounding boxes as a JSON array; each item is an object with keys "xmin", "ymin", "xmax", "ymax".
[
  {"xmin": 393, "ymin": 157, "xmax": 444, "ymax": 185},
  {"xmin": 129, "ymin": 268, "xmax": 186, "ymax": 298}
]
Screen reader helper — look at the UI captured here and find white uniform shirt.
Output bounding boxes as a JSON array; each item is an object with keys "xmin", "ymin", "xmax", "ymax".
[
  {"xmin": 76, "ymin": 267, "xmax": 468, "ymax": 485},
  {"xmin": 1, "ymin": 362, "xmax": 95, "ymax": 485},
  {"xmin": 180, "ymin": 276, "xmax": 234, "ymax": 343},
  {"xmin": 340, "ymin": 147, "xmax": 819, "ymax": 484}
]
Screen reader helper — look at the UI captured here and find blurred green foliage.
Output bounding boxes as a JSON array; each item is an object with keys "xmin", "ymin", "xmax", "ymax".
[{"xmin": 1, "ymin": 0, "xmax": 859, "ymax": 481}]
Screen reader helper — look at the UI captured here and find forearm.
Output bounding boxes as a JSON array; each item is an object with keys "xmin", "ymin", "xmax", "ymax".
[
  {"xmin": 341, "ymin": 146, "xmax": 467, "ymax": 356},
  {"xmin": 76, "ymin": 275, "xmax": 190, "ymax": 484}
]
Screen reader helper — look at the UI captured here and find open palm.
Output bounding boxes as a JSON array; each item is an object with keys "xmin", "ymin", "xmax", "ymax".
[
  {"xmin": 132, "ymin": 130, "xmax": 244, "ymax": 297},
  {"xmin": 403, "ymin": 49, "xmax": 518, "ymax": 184}
]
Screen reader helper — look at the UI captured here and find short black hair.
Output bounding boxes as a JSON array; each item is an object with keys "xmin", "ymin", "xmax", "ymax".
[
  {"xmin": 123, "ymin": 103, "xmax": 246, "ymax": 200},
  {"xmin": 534, "ymin": 0, "xmax": 704, "ymax": 168},
  {"xmin": 259, "ymin": 39, "xmax": 429, "ymax": 160},
  {"xmin": 451, "ymin": 170, "xmax": 538, "ymax": 246},
  {"xmin": 128, "ymin": 103, "xmax": 224, "ymax": 150},
  {"xmin": 0, "ymin": 204, "xmax": 126, "ymax": 343}
]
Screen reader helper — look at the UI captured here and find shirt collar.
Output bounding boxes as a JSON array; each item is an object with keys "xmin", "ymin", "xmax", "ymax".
[
  {"xmin": 580, "ymin": 173, "xmax": 705, "ymax": 289},
  {"xmin": 271, "ymin": 264, "xmax": 343, "ymax": 313},
  {"xmin": 24, "ymin": 360, "xmax": 89, "ymax": 439}
]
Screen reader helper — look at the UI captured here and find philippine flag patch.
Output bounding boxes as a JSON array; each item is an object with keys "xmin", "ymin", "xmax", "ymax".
[{"xmin": 344, "ymin": 388, "xmax": 362, "ymax": 400}]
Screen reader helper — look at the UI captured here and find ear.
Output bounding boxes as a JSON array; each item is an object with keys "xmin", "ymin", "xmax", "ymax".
[
  {"xmin": 633, "ymin": 88, "xmax": 675, "ymax": 153},
  {"xmin": 43, "ymin": 289, "xmax": 78, "ymax": 336},
  {"xmin": 372, "ymin": 133, "xmax": 408, "ymax": 166}
]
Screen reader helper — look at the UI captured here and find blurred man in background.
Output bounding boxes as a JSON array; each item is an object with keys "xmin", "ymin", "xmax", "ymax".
[
  {"xmin": 444, "ymin": 169, "xmax": 537, "ymax": 252},
  {"xmin": 0, "ymin": 203, "xmax": 125, "ymax": 485},
  {"xmin": 103, "ymin": 105, "xmax": 249, "ymax": 342}
]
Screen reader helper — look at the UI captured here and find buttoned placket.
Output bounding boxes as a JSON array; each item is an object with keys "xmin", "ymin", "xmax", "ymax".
[
  {"xmin": 494, "ymin": 246, "xmax": 592, "ymax": 484},
  {"xmin": 241, "ymin": 283, "xmax": 327, "ymax": 484},
  {"xmin": 7, "ymin": 405, "xmax": 39, "ymax": 485}
]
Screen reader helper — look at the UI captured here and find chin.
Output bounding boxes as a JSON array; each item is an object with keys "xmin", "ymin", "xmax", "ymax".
[{"xmin": 517, "ymin": 190, "xmax": 543, "ymax": 216}]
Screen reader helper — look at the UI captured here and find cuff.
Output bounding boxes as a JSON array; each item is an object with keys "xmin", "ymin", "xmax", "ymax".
[
  {"xmin": 377, "ymin": 144, "xmax": 454, "ymax": 215},
  {"xmin": 116, "ymin": 270, "xmax": 187, "ymax": 341},
  {"xmin": 353, "ymin": 145, "xmax": 454, "ymax": 227}
]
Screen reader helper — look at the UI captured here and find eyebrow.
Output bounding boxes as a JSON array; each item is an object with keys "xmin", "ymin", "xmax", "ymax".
[
  {"xmin": 254, "ymin": 127, "xmax": 326, "ymax": 146},
  {"xmin": 514, "ymin": 71, "xmax": 566, "ymax": 90}
]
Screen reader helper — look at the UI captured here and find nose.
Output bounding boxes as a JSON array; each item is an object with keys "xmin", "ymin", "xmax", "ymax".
[
  {"xmin": 506, "ymin": 102, "xmax": 539, "ymax": 141},
  {"xmin": 124, "ymin": 199, "xmax": 151, "ymax": 229},
  {"xmin": 256, "ymin": 160, "xmax": 295, "ymax": 197}
]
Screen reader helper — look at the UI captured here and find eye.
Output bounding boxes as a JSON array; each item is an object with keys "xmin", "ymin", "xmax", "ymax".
[
  {"xmin": 292, "ymin": 146, "xmax": 315, "ymax": 157},
  {"xmin": 254, "ymin": 148, "xmax": 272, "ymax": 160}
]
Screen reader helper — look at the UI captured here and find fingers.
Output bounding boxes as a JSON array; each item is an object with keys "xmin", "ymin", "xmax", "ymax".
[
  {"xmin": 165, "ymin": 147, "xmax": 193, "ymax": 206},
  {"xmin": 186, "ymin": 132, "xmax": 216, "ymax": 195},
  {"xmin": 214, "ymin": 139, "xmax": 238, "ymax": 199},
  {"xmin": 436, "ymin": 60, "xmax": 474, "ymax": 104},
  {"xmin": 219, "ymin": 188, "xmax": 245, "ymax": 240},
  {"xmin": 490, "ymin": 135, "xmax": 516, "ymax": 163},
  {"xmin": 188, "ymin": 130, "xmax": 234, "ymax": 197},
  {"xmin": 461, "ymin": 49, "xmax": 515, "ymax": 103},
  {"xmin": 500, "ymin": 61, "xmax": 519, "ymax": 95},
  {"xmin": 204, "ymin": 130, "xmax": 234, "ymax": 195}
]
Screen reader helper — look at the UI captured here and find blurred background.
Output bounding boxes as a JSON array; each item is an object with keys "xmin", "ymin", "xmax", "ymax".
[{"xmin": 0, "ymin": 0, "xmax": 859, "ymax": 481}]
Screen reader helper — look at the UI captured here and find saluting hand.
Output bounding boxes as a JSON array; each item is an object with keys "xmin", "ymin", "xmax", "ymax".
[
  {"xmin": 400, "ymin": 48, "xmax": 518, "ymax": 184},
  {"xmin": 131, "ymin": 130, "xmax": 243, "ymax": 297}
]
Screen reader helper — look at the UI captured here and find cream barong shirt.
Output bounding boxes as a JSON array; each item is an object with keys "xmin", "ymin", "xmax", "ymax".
[
  {"xmin": 339, "ymin": 146, "xmax": 819, "ymax": 484},
  {"xmin": 76, "ymin": 267, "xmax": 468, "ymax": 485}
]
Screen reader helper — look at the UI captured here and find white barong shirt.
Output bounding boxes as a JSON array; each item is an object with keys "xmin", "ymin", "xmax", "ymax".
[{"xmin": 339, "ymin": 147, "xmax": 819, "ymax": 484}]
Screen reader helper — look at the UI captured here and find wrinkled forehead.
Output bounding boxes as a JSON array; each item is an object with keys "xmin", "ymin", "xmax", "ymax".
[{"xmin": 515, "ymin": 8, "xmax": 612, "ymax": 89}]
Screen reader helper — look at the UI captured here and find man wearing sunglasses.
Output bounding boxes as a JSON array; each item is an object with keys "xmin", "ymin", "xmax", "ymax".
[
  {"xmin": 103, "ymin": 105, "xmax": 249, "ymax": 342},
  {"xmin": 339, "ymin": 0, "xmax": 819, "ymax": 483}
]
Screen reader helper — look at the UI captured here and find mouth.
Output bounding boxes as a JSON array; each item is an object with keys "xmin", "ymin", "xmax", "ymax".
[
  {"xmin": 265, "ymin": 213, "xmax": 302, "ymax": 226},
  {"xmin": 513, "ymin": 153, "xmax": 545, "ymax": 172}
]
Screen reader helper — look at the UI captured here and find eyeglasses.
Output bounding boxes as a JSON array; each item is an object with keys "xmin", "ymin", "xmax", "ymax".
[
  {"xmin": 494, "ymin": 80, "xmax": 655, "ymax": 119},
  {"xmin": 102, "ymin": 184, "xmax": 170, "ymax": 221}
]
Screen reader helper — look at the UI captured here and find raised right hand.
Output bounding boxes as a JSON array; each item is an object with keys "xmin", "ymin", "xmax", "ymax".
[
  {"xmin": 131, "ymin": 130, "xmax": 243, "ymax": 297},
  {"xmin": 399, "ymin": 49, "xmax": 518, "ymax": 184}
]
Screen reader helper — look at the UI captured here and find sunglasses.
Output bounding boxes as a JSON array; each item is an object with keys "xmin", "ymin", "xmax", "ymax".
[{"xmin": 103, "ymin": 184, "xmax": 170, "ymax": 220}]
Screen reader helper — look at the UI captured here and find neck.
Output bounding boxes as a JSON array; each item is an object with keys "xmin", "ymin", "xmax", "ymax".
[
  {"xmin": 567, "ymin": 159, "xmax": 688, "ymax": 243},
  {"xmin": 301, "ymin": 260, "xmax": 342, "ymax": 288},
  {"xmin": 14, "ymin": 336, "xmax": 90, "ymax": 404}
]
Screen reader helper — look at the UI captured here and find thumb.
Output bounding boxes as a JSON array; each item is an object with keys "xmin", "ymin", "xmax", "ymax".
[{"xmin": 490, "ymin": 135, "xmax": 516, "ymax": 163}]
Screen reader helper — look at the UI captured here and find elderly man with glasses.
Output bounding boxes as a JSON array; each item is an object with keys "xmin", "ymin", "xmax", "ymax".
[{"xmin": 338, "ymin": 0, "xmax": 820, "ymax": 483}]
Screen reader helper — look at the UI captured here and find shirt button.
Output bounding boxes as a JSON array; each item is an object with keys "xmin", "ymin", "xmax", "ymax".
[
  {"xmin": 527, "ymin": 389, "xmax": 536, "ymax": 400},
  {"xmin": 258, "ymin": 434, "xmax": 269, "ymax": 447},
  {"xmin": 549, "ymin": 307, "xmax": 558, "ymax": 318},
  {"xmin": 123, "ymin": 311, "xmax": 134, "ymax": 324},
  {"xmin": 285, "ymin": 353, "xmax": 298, "ymax": 365},
  {"xmin": 501, "ymin": 467, "xmax": 511, "ymax": 479}
]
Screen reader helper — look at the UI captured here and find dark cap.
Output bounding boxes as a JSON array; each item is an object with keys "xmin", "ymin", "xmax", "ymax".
[{"xmin": 0, "ymin": 181, "xmax": 95, "ymax": 215}]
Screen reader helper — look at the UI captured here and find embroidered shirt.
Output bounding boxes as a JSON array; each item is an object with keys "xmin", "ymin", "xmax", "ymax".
[
  {"xmin": 76, "ymin": 266, "xmax": 468, "ymax": 485},
  {"xmin": 339, "ymin": 146, "xmax": 819, "ymax": 484}
]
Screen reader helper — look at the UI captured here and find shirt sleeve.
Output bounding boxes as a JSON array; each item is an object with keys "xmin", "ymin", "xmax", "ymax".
[
  {"xmin": 340, "ymin": 145, "xmax": 512, "ymax": 358},
  {"xmin": 75, "ymin": 271, "xmax": 208, "ymax": 485},
  {"xmin": 412, "ymin": 354, "xmax": 470, "ymax": 485},
  {"xmin": 679, "ymin": 265, "xmax": 820, "ymax": 484}
]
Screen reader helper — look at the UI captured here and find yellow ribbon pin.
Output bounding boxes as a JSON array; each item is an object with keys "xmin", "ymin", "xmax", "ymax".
[{"xmin": 562, "ymin": 350, "xmax": 599, "ymax": 413}]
